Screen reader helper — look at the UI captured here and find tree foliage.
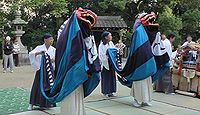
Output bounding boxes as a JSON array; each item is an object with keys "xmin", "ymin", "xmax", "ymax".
[
  {"xmin": 98, "ymin": 0, "xmax": 126, "ymax": 12},
  {"xmin": 158, "ymin": 6, "xmax": 182, "ymax": 34},
  {"xmin": 173, "ymin": 0, "xmax": 200, "ymax": 16},
  {"xmin": 17, "ymin": 0, "xmax": 68, "ymax": 18},
  {"xmin": 3, "ymin": 0, "xmax": 69, "ymax": 49},
  {"xmin": 0, "ymin": 0, "xmax": 200, "ymax": 58},
  {"xmin": 158, "ymin": 5, "xmax": 182, "ymax": 46},
  {"xmin": 181, "ymin": 9, "xmax": 200, "ymax": 40}
]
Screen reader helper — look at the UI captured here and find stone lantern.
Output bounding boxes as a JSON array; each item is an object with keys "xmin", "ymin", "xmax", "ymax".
[
  {"xmin": 11, "ymin": 10, "xmax": 28, "ymax": 51},
  {"xmin": 11, "ymin": 10, "xmax": 29, "ymax": 65}
]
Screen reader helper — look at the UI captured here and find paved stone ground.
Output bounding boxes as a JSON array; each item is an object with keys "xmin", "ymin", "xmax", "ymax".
[
  {"xmin": 1, "ymin": 60, "xmax": 200, "ymax": 115},
  {"xmin": 0, "ymin": 87, "xmax": 29, "ymax": 115}
]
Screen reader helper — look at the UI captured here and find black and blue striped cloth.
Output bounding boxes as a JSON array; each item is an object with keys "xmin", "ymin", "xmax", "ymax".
[{"xmin": 39, "ymin": 12, "xmax": 100, "ymax": 103}]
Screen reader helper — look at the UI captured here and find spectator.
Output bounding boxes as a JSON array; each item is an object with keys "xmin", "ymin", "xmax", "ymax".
[
  {"xmin": 115, "ymin": 39, "xmax": 126, "ymax": 63},
  {"xmin": 3, "ymin": 36, "xmax": 14, "ymax": 73},
  {"xmin": 13, "ymin": 40, "xmax": 20, "ymax": 67},
  {"xmin": 182, "ymin": 35, "xmax": 195, "ymax": 47}
]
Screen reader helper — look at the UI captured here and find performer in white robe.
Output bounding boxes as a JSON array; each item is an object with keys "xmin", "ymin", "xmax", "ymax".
[
  {"xmin": 155, "ymin": 33, "xmax": 175, "ymax": 94},
  {"xmin": 28, "ymin": 33, "xmax": 56, "ymax": 110},
  {"xmin": 131, "ymin": 77, "xmax": 153, "ymax": 107},
  {"xmin": 98, "ymin": 31, "xmax": 117, "ymax": 97},
  {"xmin": 61, "ymin": 85, "xmax": 85, "ymax": 115}
]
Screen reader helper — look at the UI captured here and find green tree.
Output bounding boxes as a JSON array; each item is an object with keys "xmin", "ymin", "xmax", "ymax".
[
  {"xmin": 12, "ymin": 0, "xmax": 69, "ymax": 48},
  {"xmin": 14, "ymin": 0, "xmax": 68, "ymax": 18},
  {"xmin": 98, "ymin": 0, "xmax": 126, "ymax": 12},
  {"xmin": 0, "ymin": 0, "xmax": 69, "ymax": 50},
  {"xmin": 181, "ymin": 9, "xmax": 200, "ymax": 41},
  {"xmin": 158, "ymin": 5, "xmax": 182, "ymax": 47},
  {"xmin": 173, "ymin": 0, "xmax": 200, "ymax": 16},
  {"xmin": 75, "ymin": 0, "xmax": 127, "ymax": 16}
]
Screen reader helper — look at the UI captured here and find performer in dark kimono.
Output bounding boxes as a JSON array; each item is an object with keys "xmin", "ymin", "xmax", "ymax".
[
  {"xmin": 28, "ymin": 33, "xmax": 56, "ymax": 110},
  {"xmin": 98, "ymin": 31, "xmax": 117, "ymax": 97}
]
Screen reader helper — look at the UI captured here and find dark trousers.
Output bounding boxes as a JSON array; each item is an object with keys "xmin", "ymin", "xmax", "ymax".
[
  {"xmin": 101, "ymin": 67, "xmax": 117, "ymax": 95},
  {"xmin": 13, "ymin": 54, "xmax": 19, "ymax": 66},
  {"xmin": 30, "ymin": 70, "xmax": 56, "ymax": 108},
  {"xmin": 155, "ymin": 69, "xmax": 174, "ymax": 93}
]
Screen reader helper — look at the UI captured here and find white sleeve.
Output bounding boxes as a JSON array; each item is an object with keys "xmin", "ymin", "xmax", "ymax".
[
  {"xmin": 17, "ymin": 45, "xmax": 20, "ymax": 52},
  {"xmin": 165, "ymin": 41, "xmax": 173, "ymax": 66},
  {"xmin": 13, "ymin": 45, "xmax": 19, "ymax": 52},
  {"xmin": 109, "ymin": 41, "xmax": 116, "ymax": 48},
  {"xmin": 98, "ymin": 43, "xmax": 103, "ymax": 62},
  {"xmin": 182, "ymin": 42, "xmax": 188, "ymax": 47},
  {"xmin": 50, "ymin": 47, "xmax": 56, "ymax": 69},
  {"xmin": 167, "ymin": 42, "xmax": 173, "ymax": 59},
  {"xmin": 29, "ymin": 46, "xmax": 41, "ymax": 71},
  {"xmin": 98, "ymin": 43, "xmax": 109, "ymax": 70}
]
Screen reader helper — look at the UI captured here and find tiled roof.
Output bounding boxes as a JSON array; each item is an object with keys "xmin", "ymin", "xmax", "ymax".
[{"xmin": 94, "ymin": 16, "xmax": 127, "ymax": 28}]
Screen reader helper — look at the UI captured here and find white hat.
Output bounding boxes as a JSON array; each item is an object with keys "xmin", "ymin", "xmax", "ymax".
[{"xmin": 6, "ymin": 36, "xmax": 11, "ymax": 41}]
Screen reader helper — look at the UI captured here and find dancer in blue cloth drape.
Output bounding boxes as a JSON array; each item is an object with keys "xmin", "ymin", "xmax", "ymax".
[
  {"xmin": 107, "ymin": 12, "xmax": 170, "ymax": 107},
  {"xmin": 39, "ymin": 8, "xmax": 101, "ymax": 115}
]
